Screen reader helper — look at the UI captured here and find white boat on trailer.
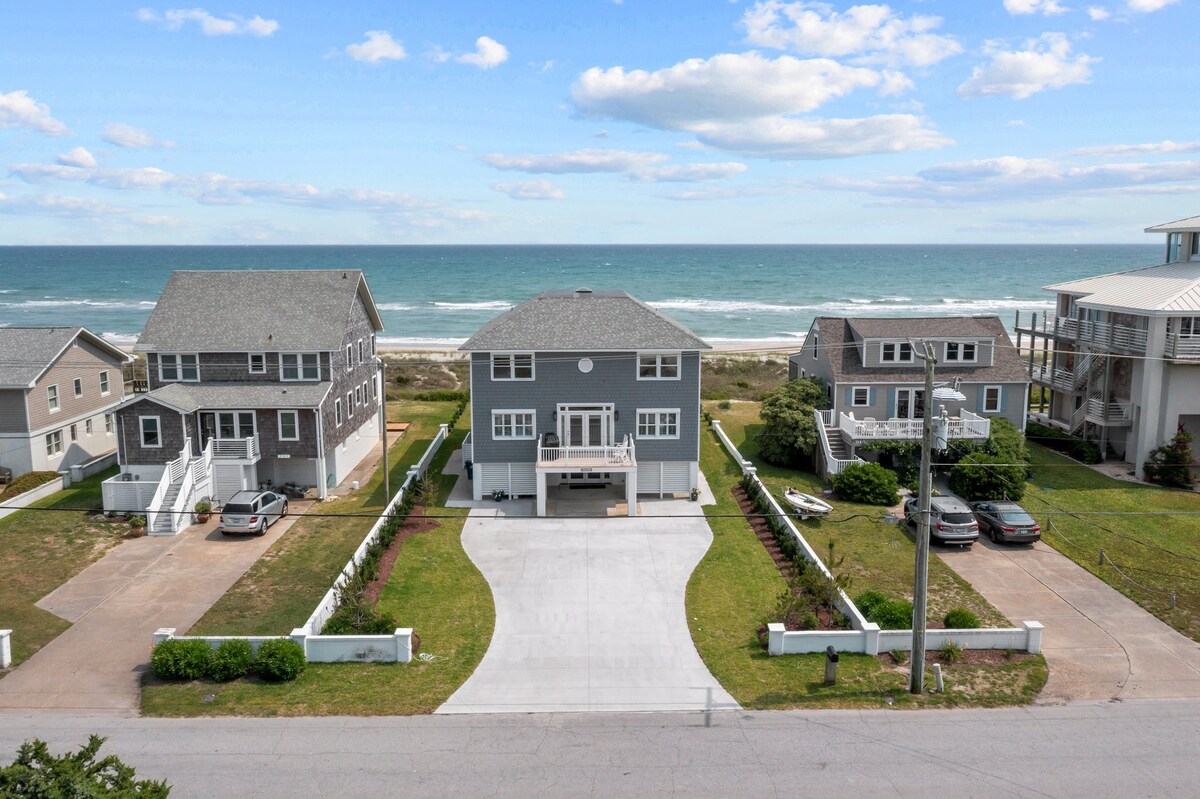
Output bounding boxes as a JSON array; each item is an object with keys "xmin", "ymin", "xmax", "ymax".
[{"xmin": 782, "ymin": 487, "xmax": 833, "ymax": 519}]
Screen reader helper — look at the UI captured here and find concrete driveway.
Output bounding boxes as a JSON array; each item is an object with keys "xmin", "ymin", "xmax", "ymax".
[
  {"xmin": 938, "ymin": 537, "xmax": 1200, "ymax": 703},
  {"xmin": 438, "ymin": 498, "xmax": 738, "ymax": 714},
  {"xmin": 0, "ymin": 505, "xmax": 310, "ymax": 714}
]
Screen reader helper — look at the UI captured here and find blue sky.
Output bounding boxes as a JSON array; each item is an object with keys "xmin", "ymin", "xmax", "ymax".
[{"xmin": 1, "ymin": 0, "xmax": 1197, "ymax": 244}]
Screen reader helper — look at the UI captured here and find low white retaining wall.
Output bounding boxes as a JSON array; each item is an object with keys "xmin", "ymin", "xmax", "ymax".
[
  {"xmin": 302, "ymin": 423, "xmax": 448, "ymax": 636},
  {"xmin": 0, "ymin": 475, "xmax": 65, "ymax": 521},
  {"xmin": 153, "ymin": 627, "xmax": 414, "ymax": 664},
  {"xmin": 71, "ymin": 450, "xmax": 118, "ymax": 483},
  {"xmin": 768, "ymin": 621, "xmax": 1044, "ymax": 656},
  {"xmin": 710, "ymin": 417, "xmax": 1045, "ymax": 658}
]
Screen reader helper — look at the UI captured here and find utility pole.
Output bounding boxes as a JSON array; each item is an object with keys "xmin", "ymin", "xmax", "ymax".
[
  {"xmin": 911, "ymin": 341, "xmax": 936, "ymax": 694},
  {"xmin": 378, "ymin": 357, "xmax": 389, "ymax": 502}
]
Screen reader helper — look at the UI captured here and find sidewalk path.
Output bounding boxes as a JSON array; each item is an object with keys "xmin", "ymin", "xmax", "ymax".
[{"xmin": 938, "ymin": 538, "xmax": 1200, "ymax": 702}]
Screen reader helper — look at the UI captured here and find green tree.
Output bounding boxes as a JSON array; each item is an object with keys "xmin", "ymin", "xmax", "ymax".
[
  {"xmin": 0, "ymin": 735, "xmax": 170, "ymax": 797},
  {"xmin": 755, "ymin": 378, "xmax": 827, "ymax": 467},
  {"xmin": 1144, "ymin": 425, "xmax": 1196, "ymax": 488},
  {"xmin": 949, "ymin": 451, "xmax": 1025, "ymax": 501}
]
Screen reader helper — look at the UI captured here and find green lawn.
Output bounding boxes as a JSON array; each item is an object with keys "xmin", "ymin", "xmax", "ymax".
[
  {"xmin": 188, "ymin": 401, "xmax": 463, "ymax": 635},
  {"xmin": 0, "ymin": 467, "xmax": 126, "ymax": 670},
  {"xmin": 688, "ymin": 402, "xmax": 1047, "ymax": 709},
  {"xmin": 1023, "ymin": 444, "xmax": 1200, "ymax": 641},
  {"xmin": 142, "ymin": 398, "xmax": 497, "ymax": 716}
]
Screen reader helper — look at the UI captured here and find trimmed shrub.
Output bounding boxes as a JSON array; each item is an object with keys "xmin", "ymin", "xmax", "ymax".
[
  {"xmin": 755, "ymin": 378, "xmax": 827, "ymax": 467},
  {"xmin": 943, "ymin": 607, "xmax": 981, "ymax": 629},
  {"xmin": 410, "ymin": 388, "xmax": 469, "ymax": 402},
  {"xmin": 831, "ymin": 462, "xmax": 899, "ymax": 506},
  {"xmin": 949, "ymin": 452, "xmax": 1025, "ymax": 502},
  {"xmin": 253, "ymin": 638, "xmax": 307, "ymax": 682},
  {"xmin": 1025, "ymin": 422, "xmax": 1102, "ymax": 464},
  {"xmin": 208, "ymin": 639, "xmax": 253, "ymax": 682},
  {"xmin": 322, "ymin": 605, "xmax": 398, "ymax": 635},
  {"xmin": 854, "ymin": 590, "xmax": 889, "ymax": 618},
  {"xmin": 0, "ymin": 471, "xmax": 59, "ymax": 502},
  {"xmin": 150, "ymin": 639, "xmax": 213, "ymax": 681},
  {"xmin": 869, "ymin": 599, "xmax": 914, "ymax": 630}
]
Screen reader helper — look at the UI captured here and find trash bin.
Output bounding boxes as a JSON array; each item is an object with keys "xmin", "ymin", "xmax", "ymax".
[
  {"xmin": 824, "ymin": 645, "xmax": 839, "ymax": 685},
  {"xmin": 465, "ymin": 460, "xmax": 473, "ymax": 480}
]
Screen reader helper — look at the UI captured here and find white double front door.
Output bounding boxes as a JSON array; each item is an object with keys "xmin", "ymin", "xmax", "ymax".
[{"xmin": 558, "ymin": 404, "xmax": 614, "ymax": 448}]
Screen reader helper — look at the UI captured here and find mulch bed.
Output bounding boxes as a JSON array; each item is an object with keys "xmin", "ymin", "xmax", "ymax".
[
  {"xmin": 361, "ymin": 504, "xmax": 439, "ymax": 607},
  {"xmin": 732, "ymin": 484, "xmax": 796, "ymax": 580},
  {"xmin": 886, "ymin": 649, "xmax": 1036, "ymax": 667}
]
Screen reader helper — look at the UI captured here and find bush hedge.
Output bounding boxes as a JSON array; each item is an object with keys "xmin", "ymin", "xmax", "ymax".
[
  {"xmin": 208, "ymin": 639, "xmax": 253, "ymax": 682},
  {"xmin": 831, "ymin": 462, "xmax": 899, "ymax": 506},
  {"xmin": 949, "ymin": 452, "xmax": 1026, "ymax": 502},
  {"xmin": 1026, "ymin": 422, "xmax": 1102, "ymax": 463},
  {"xmin": 0, "ymin": 470, "xmax": 59, "ymax": 502},
  {"xmin": 253, "ymin": 638, "xmax": 307, "ymax": 682},
  {"xmin": 150, "ymin": 639, "xmax": 213, "ymax": 681},
  {"xmin": 854, "ymin": 590, "xmax": 913, "ymax": 630},
  {"xmin": 943, "ymin": 607, "xmax": 981, "ymax": 629}
]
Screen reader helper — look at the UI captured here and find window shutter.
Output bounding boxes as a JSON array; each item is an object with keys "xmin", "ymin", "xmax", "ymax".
[
  {"xmin": 976, "ymin": 387, "xmax": 985, "ymax": 414},
  {"xmin": 1000, "ymin": 386, "xmax": 1008, "ymax": 412},
  {"xmin": 869, "ymin": 387, "xmax": 877, "ymax": 406},
  {"xmin": 844, "ymin": 387, "xmax": 853, "ymax": 406},
  {"xmin": 886, "ymin": 390, "xmax": 895, "ymax": 419}
]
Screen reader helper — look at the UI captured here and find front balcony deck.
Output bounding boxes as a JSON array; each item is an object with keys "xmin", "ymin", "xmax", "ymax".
[
  {"xmin": 1014, "ymin": 311, "xmax": 1148, "ymax": 355},
  {"xmin": 1029, "ymin": 363, "xmax": 1076, "ymax": 392},
  {"xmin": 838, "ymin": 410, "xmax": 991, "ymax": 443},
  {"xmin": 536, "ymin": 435, "xmax": 636, "ymax": 471},
  {"xmin": 1165, "ymin": 333, "xmax": 1200, "ymax": 361},
  {"xmin": 210, "ymin": 435, "xmax": 260, "ymax": 462}
]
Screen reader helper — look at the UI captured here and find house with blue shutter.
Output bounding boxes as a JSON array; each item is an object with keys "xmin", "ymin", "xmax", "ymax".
[
  {"xmin": 459, "ymin": 288, "xmax": 711, "ymax": 517},
  {"xmin": 788, "ymin": 316, "xmax": 1029, "ymax": 477}
]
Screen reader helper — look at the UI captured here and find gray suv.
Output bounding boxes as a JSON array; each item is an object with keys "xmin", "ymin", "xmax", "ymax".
[
  {"xmin": 219, "ymin": 489, "xmax": 288, "ymax": 536},
  {"xmin": 904, "ymin": 496, "xmax": 979, "ymax": 547}
]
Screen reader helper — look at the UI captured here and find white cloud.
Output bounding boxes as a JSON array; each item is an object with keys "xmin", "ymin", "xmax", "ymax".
[
  {"xmin": 0, "ymin": 90, "xmax": 69, "ymax": 136},
  {"xmin": 1071, "ymin": 140, "xmax": 1200, "ymax": 156},
  {"xmin": 482, "ymin": 148, "xmax": 670, "ymax": 174},
  {"xmin": 491, "ymin": 179, "xmax": 565, "ymax": 200},
  {"xmin": 689, "ymin": 114, "xmax": 951, "ymax": 159},
  {"xmin": 573, "ymin": 52, "xmax": 891, "ymax": 128},
  {"xmin": 958, "ymin": 33, "xmax": 1097, "ymax": 99},
  {"xmin": 346, "ymin": 31, "xmax": 407, "ymax": 63},
  {"xmin": 1127, "ymin": 0, "xmax": 1179, "ymax": 11},
  {"xmin": 1087, "ymin": 6, "xmax": 1111, "ymax": 19},
  {"xmin": 741, "ymin": 1, "xmax": 962, "ymax": 67},
  {"xmin": 102, "ymin": 122, "xmax": 175, "ymax": 149},
  {"xmin": 457, "ymin": 36, "xmax": 509, "ymax": 69},
  {"xmin": 55, "ymin": 147, "xmax": 96, "ymax": 168},
  {"xmin": 634, "ymin": 163, "xmax": 749, "ymax": 182},
  {"xmin": 136, "ymin": 8, "xmax": 278, "ymax": 36},
  {"xmin": 1004, "ymin": 0, "xmax": 1069, "ymax": 15},
  {"xmin": 0, "ymin": 192, "xmax": 128, "ymax": 218}
]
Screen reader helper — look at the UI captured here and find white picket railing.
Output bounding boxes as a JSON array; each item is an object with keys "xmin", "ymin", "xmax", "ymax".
[
  {"xmin": 950, "ymin": 410, "xmax": 991, "ymax": 439},
  {"xmin": 537, "ymin": 435, "xmax": 635, "ymax": 468},
  {"xmin": 212, "ymin": 435, "xmax": 259, "ymax": 460}
]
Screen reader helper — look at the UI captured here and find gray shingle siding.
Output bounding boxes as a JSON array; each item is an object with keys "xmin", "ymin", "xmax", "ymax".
[
  {"xmin": 321, "ymin": 295, "xmax": 380, "ymax": 455},
  {"xmin": 256, "ymin": 409, "xmax": 319, "ymax": 459},
  {"xmin": 469, "ymin": 350, "xmax": 702, "ymax": 465},
  {"xmin": 115, "ymin": 399, "xmax": 191, "ymax": 466}
]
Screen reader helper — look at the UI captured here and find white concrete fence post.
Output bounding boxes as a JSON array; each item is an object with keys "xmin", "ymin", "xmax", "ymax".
[
  {"xmin": 152, "ymin": 627, "xmax": 175, "ymax": 647},
  {"xmin": 863, "ymin": 622, "xmax": 881, "ymax": 656},
  {"xmin": 0, "ymin": 630, "xmax": 12, "ymax": 669},
  {"xmin": 395, "ymin": 628, "xmax": 413, "ymax": 663},
  {"xmin": 1023, "ymin": 621, "xmax": 1045, "ymax": 654},
  {"xmin": 290, "ymin": 628, "xmax": 309, "ymax": 659},
  {"xmin": 767, "ymin": 623, "xmax": 785, "ymax": 656}
]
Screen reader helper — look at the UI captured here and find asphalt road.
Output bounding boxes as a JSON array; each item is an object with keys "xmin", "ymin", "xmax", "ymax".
[{"xmin": 2, "ymin": 700, "xmax": 1198, "ymax": 797}]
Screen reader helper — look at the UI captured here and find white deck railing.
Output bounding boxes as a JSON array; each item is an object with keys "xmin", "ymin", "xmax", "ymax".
[
  {"xmin": 814, "ymin": 409, "xmax": 864, "ymax": 476},
  {"xmin": 211, "ymin": 435, "xmax": 259, "ymax": 460},
  {"xmin": 537, "ymin": 435, "xmax": 636, "ymax": 468},
  {"xmin": 1030, "ymin": 363, "xmax": 1074, "ymax": 391},
  {"xmin": 838, "ymin": 410, "xmax": 990, "ymax": 442},
  {"xmin": 1056, "ymin": 317, "xmax": 1148, "ymax": 354},
  {"xmin": 1165, "ymin": 333, "xmax": 1200, "ymax": 360},
  {"xmin": 1086, "ymin": 397, "xmax": 1133, "ymax": 424},
  {"xmin": 461, "ymin": 431, "xmax": 473, "ymax": 464}
]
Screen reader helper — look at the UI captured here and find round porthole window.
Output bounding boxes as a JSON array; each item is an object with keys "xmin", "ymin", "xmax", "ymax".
[{"xmin": 578, "ymin": 357, "xmax": 594, "ymax": 373}]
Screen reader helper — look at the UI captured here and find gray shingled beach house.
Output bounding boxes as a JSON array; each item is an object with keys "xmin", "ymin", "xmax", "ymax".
[
  {"xmin": 101, "ymin": 270, "xmax": 384, "ymax": 533},
  {"xmin": 460, "ymin": 289, "xmax": 711, "ymax": 517}
]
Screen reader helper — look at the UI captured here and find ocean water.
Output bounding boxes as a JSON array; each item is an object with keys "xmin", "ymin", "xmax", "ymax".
[{"xmin": 0, "ymin": 244, "xmax": 1159, "ymax": 348}]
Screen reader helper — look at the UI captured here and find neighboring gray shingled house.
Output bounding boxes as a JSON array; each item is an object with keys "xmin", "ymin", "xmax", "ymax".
[
  {"xmin": 789, "ymin": 316, "xmax": 1030, "ymax": 477},
  {"xmin": 0, "ymin": 327, "xmax": 130, "ymax": 477},
  {"xmin": 459, "ymin": 289, "xmax": 711, "ymax": 517},
  {"xmin": 103, "ymin": 270, "xmax": 384, "ymax": 533}
]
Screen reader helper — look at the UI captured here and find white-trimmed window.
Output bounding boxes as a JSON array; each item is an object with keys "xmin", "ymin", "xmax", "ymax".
[
  {"xmin": 491, "ymin": 353, "xmax": 534, "ymax": 380},
  {"xmin": 347, "ymin": 391, "xmax": 355, "ymax": 417},
  {"xmin": 345, "ymin": 344, "xmax": 353, "ymax": 371},
  {"xmin": 358, "ymin": 338, "xmax": 365, "ymax": 364},
  {"xmin": 47, "ymin": 384, "xmax": 59, "ymax": 412},
  {"xmin": 880, "ymin": 342, "xmax": 913, "ymax": 364},
  {"xmin": 99, "ymin": 370, "xmax": 110, "ymax": 395},
  {"xmin": 278, "ymin": 410, "xmax": 299, "ymax": 441},
  {"xmin": 369, "ymin": 378, "xmax": 376, "ymax": 400},
  {"xmin": 492, "ymin": 410, "xmax": 535, "ymax": 440},
  {"xmin": 944, "ymin": 341, "xmax": 977, "ymax": 363},
  {"xmin": 73, "ymin": 377, "xmax": 83, "ymax": 397},
  {"xmin": 812, "ymin": 333, "xmax": 819, "ymax": 360},
  {"xmin": 280, "ymin": 353, "xmax": 320, "ymax": 381},
  {"xmin": 159, "ymin": 353, "xmax": 199, "ymax": 382},
  {"xmin": 637, "ymin": 409, "xmax": 680, "ymax": 439},
  {"xmin": 104, "ymin": 413, "xmax": 114, "ymax": 434},
  {"xmin": 140, "ymin": 416, "xmax": 161, "ymax": 448},
  {"xmin": 335, "ymin": 399, "xmax": 344, "ymax": 425},
  {"xmin": 45, "ymin": 430, "xmax": 63, "ymax": 458},
  {"xmin": 370, "ymin": 334, "xmax": 376, "ymax": 354},
  {"xmin": 362, "ymin": 380, "xmax": 370, "ymax": 404},
  {"xmin": 354, "ymin": 385, "xmax": 363, "ymax": 406},
  {"xmin": 248, "ymin": 353, "xmax": 266, "ymax": 374},
  {"xmin": 637, "ymin": 353, "xmax": 680, "ymax": 380},
  {"xmin": 851, "ymin": 386, "xmax": 870, "ymax": 407},
  {"xmin": 1178, "ymin": 317, "xmax": 1200, "ymax": 337},
  {"xmin": 983, "ymin": 385, "xmax": 1002, "ymax": 413},
  {"xmin": 85, "ymin": 419, "xmax": 93, "ymax": 436},
  {"xmin": 70, "ymin": 424, "xmax": 78, "ymax": 442}
]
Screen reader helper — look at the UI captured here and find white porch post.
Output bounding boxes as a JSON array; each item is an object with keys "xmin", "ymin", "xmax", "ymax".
[
  {"xmin": 536, "ymin": 470, "xmax": 547, "ymax": 517},
  {"xmin": 626, "ymin": 468, "xmax": 637, "ymax": 517}
]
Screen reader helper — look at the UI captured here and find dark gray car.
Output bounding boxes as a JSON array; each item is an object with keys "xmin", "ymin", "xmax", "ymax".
[
  {"xmin": 219, "ymin": 489, "xmax": 288, "ymax": 536},
  {"xmin": 904, "ymin": 496, "xmax": 979, "ymax": 547},
  {"xmin": 969, "ymin": 500, "xmax": 1042, "ymax": 544}
]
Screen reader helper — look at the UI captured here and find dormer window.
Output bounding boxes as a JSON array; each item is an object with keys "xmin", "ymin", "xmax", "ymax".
[
  {"xmin": 943, "ymin": 342, "xmax": 977, "ymax": 363},
  {"xmin": 880, "ymin": 342, "xmax": 913, "ymax": 364},
  {"xmin": 248, "ymin": 353, "xmax": 266, "ymax": 374}
]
